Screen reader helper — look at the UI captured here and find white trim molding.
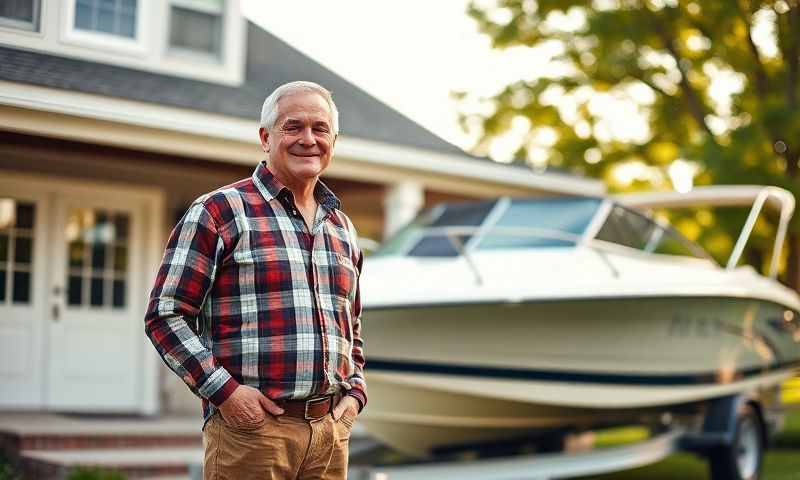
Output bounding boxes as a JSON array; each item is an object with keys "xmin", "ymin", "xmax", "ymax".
[
  {"xmin": 0, "ymin": 0, "xmax": 245, "ymax": 86},
  {"xmin": 0, "ymin": 80, "xmax": 606, "ymax": 198},
  {"xmin": 59, "ymin": 0, "xmax": 151, "ymax": 57}
]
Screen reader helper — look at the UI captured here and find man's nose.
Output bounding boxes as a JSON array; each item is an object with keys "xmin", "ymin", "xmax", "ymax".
[{"xmin": 299, "ymin": 127, "xmax": 316, "ymax": 145}]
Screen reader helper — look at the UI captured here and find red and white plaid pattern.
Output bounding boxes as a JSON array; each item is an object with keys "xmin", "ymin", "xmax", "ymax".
[{"xmin": 145, "ymin": 162, "xmax": 366, "ymax": 421}]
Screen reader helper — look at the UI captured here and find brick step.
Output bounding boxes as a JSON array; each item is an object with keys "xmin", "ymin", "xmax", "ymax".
[
  {"xmin": 1, "ymin": 431, "xmax": 202, "ymax": 451},
  {"xmin": 0, "ymin": 414, "xmax": 203, "ymax": 453},
  {"xmin": 19, "ymin": 447, "xmax": 202, "ymax": 480}
]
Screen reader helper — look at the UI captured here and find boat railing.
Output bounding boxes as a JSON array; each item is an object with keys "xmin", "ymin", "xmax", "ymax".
[
  {"xmin": 727, "ymin": 187, "xmax": 794, "ymax": 278},
  {"xmin": 616, "ymin": 185, "xmax": 796, "ymax": 279}
]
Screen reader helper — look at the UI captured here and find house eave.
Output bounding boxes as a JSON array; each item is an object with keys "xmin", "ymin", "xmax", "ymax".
[{"xmin": 0, "ymin": 80, "xmax": 605, "ymax": 197}]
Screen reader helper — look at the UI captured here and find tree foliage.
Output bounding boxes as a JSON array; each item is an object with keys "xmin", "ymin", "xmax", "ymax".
[{"xmin": 461, "ymin": 0, "xmax": 800, "ymax": 286}]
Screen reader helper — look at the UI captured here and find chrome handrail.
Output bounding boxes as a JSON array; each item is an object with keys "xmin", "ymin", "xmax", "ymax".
[
  {"xmin": 726, "ymin": 186, "xmax": 795, "ymax": 278},
  {"xmin": 615, "ymin": 185, "xmax": 796, "ymax": 279}
]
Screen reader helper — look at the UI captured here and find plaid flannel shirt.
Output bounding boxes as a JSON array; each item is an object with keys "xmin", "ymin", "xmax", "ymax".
[{"xmin": 145, "ymin": 162, "xmax": 366, "ymax": 421}]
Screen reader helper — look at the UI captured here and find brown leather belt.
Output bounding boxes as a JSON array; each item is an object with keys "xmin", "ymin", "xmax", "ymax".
[{"xmin": 278, "ymin": 395, "xmax": 334, "ymax": 420}]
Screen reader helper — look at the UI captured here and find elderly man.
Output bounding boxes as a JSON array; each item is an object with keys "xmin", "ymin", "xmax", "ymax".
[{"xmin": 144, "ymin": 81, "xmax": 366, "ymax": 479}]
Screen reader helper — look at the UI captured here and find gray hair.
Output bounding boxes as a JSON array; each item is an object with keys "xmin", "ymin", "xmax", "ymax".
[{"xmin": 260, "ymin": 81, "xmax": 339, "ymax": 136}]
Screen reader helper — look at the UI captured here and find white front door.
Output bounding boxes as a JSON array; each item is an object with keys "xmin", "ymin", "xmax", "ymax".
[
  {"xmin": 0, "ymin": 192, "xmax": 48, "ymax": 408},
  {"xmin": 47, "ymin": 194, "xmax": 145, "ymax": 411},
  {"xmin": 0, "ymin": 175, "xmax": 161, "ymax": 414}
]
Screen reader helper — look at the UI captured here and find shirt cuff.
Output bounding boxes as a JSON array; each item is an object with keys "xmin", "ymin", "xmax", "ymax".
[
  {"xmin": 206, "ymin": 375, "xmax": 240, "ymax": 407},
  {"xmin": 346, "ymin": 388, "xmax": 367, "ymax": 412}
]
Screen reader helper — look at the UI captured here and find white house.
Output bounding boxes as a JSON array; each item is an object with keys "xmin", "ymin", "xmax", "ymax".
[{"xmin": 0, "ymin": 0, "xmax": 605, "ymax": 416}]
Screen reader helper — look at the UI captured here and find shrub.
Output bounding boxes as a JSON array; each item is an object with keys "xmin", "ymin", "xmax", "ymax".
[{"xmin": 67, "ymin": 466, "xmax": 126, "ymax": 480}]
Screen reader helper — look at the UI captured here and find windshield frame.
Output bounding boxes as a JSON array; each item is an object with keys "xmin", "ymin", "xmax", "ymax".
[
  {"xmin": 376, "ymin": 196, "xmax": 605, "ymax": 256},
  {"xmin": 374, "ymin": 195, "xmax": 716, "ymax": 263}
]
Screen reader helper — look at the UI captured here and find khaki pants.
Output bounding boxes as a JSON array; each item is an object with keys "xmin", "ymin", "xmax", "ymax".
[{"xmin": 202, "ymin": 410, "xmax": 355, "ymax": 480}]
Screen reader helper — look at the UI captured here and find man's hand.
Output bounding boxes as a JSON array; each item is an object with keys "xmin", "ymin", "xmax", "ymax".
[
  {"xmin": 218, "ymin": 385, "xmax": 284, "ymax": 428},
  {"xmin": 332, "ymin": 395, "xmax": 359, "ymax": 421}
]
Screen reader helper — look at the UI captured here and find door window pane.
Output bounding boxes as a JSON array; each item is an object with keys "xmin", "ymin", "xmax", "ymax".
[
  {"xmin": 12, "ymin": 270, "xmax": 30, "ymax": 303},
  {"xmin": 169, "ymin": 0, "xmax": 223, "ymax": 57},
  {"xmin": 91, "ymin": 243, "xmax": 106, "ymax": 271},
  {"xmin": 0, "ymin": 0, "xmax": 39, "ymax": 31},
  {"xmin": 0, "ymin": 234, "xmax": 7, "ymax": 262},
  {"xmin": 69, "ymin": 241, "xmax": 85, "ymax": 268},
  {"xmin": 113, "ymin": 245, "xmax": 127, "ymax": 272},
  {"xmin": 65, "ymin": 207, "xmax": 130, "ymax": 310},
  {"xmin": 15, "ymin": 202, "xmax": 35, "ymax": 229},
  {"xmin": 67, "ymin": 275, "xmax": 83, "ymax": 306},
  {"xmin": 14, "ymin": 236, "xmax": 32, "ymax": 265},
  {"xmin": 112, "ymin": 279, "xmax": 125, "ymax": 307},
  {"xmin": 0, "ymin": 199, "xmax": 36, "ymax": 305},
  {"xmin": 75, "ymin": 0, "xmax": 138, "ymax": 38},
  {"xmin": 90, "ymin": 276, "xmax": 104, "ymax": 306},
  {"xmin": 114, "ymin": 214, "xmax": 129, "ymax": 240}
]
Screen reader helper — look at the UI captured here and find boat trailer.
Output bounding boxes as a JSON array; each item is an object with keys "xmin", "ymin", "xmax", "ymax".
[
  {"xmin": 348, "ymin": 393, "xmax": 776, "ymax": 480},
  {"xmin": 349, "ymin": 428, "xmax": 684, "ymax": 480}
]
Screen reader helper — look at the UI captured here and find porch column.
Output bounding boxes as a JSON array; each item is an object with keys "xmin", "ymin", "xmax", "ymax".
[{"xmin": 383, "ymin": 181, "xmax": 424, "ymax": 238}]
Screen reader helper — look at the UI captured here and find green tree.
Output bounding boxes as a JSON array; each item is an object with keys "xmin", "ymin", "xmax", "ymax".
[{"xmin": 461, "ymin": 0, "xmax": 800, "ymax": 287}]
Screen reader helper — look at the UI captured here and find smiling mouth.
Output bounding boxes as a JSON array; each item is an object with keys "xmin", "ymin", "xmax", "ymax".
[{"xmin": 291, "ymin": 152, "xmax": 321, "ymax": 157}]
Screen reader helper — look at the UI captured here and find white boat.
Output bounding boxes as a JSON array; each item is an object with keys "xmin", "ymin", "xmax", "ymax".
[{"xmin": 358, "ymin": 185, "xmax": 800, "ymax": 457}]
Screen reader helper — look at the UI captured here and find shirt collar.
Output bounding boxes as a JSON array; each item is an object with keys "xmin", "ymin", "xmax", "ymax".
[{"xmin": 252, "ymin": 161, "xmax": 341, "ymax": 211}]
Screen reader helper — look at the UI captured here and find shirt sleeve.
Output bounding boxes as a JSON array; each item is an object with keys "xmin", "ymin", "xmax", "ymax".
[
  {"xmin": 345, "ymin": 248, "xmax": 368, "ymax": 411},
  {"xmin": 144, "ymin": 202, "xmax": 239, "ymax": 406}
]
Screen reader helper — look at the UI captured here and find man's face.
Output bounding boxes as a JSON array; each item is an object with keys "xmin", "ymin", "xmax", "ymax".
[{"xmin": 260, "ymin": 92, "xmax": 336, "ymax": 184}]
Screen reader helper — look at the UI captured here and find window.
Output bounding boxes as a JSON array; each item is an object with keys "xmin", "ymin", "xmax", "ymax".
[
  {"xmin": 65, "ymin": 208, "xmax": 130, "ymax": 309},
  {"xmin": 74, "ymin": 0, "xmax": 138, "ymax": 38},
  {"xmin": 594, "ymin": 204, "xmax": 711, "ymax": 260},
  {"xmin": 375, "ymin": 201, "xmax": 497, "ymax": 257},
  {"xmin": 595, "ymin": 205, "xmax": 656, "ymax": 250},
  {"xmin": 0, "ymin": 199, "xmax": 36, "ymax": 305},
  {"xmin": 0, "ymin": 0, "xmax": 40, "ymax": 31},
  {"xmin": 168, "ymin": 0, "xmax": 224, "ymax": 58},
  {"xmin": 478, "ymin": 197, "xmax": 601, "ymax": 250},
  {"xmin": 649, "ymin": 225, "xmax": 708, "ymax": 260}
]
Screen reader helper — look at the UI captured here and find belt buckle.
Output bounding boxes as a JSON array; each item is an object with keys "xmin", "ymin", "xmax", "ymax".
[{"xmin": 304, "ymin": 396, "xmax": 329, "ymax": 420}]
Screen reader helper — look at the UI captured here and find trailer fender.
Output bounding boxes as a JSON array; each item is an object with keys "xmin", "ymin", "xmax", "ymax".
[{"xmin": 680, "ymin": 395, "xmax": 749, "ymax": 451}]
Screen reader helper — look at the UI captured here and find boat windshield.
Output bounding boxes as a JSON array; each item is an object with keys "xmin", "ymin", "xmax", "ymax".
[
  {"xmin": 375, "ymin": 197, "xmax": 602, "ymax": 257},
  {"xmin": 594, "ymin": 204, "xmax": 711, "ymax": 260}
]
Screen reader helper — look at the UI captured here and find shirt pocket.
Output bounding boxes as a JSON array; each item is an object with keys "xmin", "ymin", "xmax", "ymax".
[{"xmin": 330, "ymin": 252, "xmax": 358, "ymax": 302}]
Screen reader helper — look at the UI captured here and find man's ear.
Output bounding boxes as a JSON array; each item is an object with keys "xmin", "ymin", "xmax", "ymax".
[
  {"xmin": 258, "ymin": 127, "xmax": 270, "ymax": 153},
  {"xmin": 331, "ymin": 133, "xmax": 337, "ymax": 155}
]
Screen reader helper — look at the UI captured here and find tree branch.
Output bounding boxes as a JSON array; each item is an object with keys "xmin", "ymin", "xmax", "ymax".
[
  {"xmin": 736, "ymin": 0, "xmax": 769, "ymax": 98},
  {"xmin": 661, "ymin": 36, "xmax": 717, "ymax": 140},
  {"xmin": 786, "ymin": 2, "xmax": 799, "ymax": 109},
  {"xmin": 629, "ymin": 72, "xmax": 673, "ymax": 98},
  {"xmin": 646, "ymin": 11, "xmax": 717, "ymax": 141},
  {"xmin": 773, "ymin": 2, "xmax": 800, "ymax": 177}
]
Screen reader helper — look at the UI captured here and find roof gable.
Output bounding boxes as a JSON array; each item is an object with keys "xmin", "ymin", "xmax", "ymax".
[{"xmin": 0, "ymin": 22, "xmax": 463, "ymax": 155}]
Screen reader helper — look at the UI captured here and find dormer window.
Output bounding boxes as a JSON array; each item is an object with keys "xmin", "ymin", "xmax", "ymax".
[
  {"xmin": 74, "ymin": 0, "xmax": 137, "ymax": 38},
  {"xmin": 0, "ymin": 0, "xmax": 41, "ymax": 32},
  {"xmin": 168, "ymin": 0, "xmax": 224, "ymax": 60}
]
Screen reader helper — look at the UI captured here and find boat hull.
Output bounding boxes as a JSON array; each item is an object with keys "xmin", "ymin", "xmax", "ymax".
[{"xmin": 360, "ymin": 296, "xmax": 800, "ymax": 455}]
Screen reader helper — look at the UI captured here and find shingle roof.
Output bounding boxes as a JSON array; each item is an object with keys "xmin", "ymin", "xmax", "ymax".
[{"xmin": 0, "ymin": 21, "xmax": 464, "ymax": 155}]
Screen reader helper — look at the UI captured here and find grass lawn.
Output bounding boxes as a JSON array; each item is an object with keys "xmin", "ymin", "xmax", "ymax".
[{"xmin": 576, "ymin": 409, "xmax": 800, "ymax": 480}]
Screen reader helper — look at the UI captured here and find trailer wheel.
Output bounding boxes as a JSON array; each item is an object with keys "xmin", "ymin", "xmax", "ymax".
[{"xmin": 708, "ymin": 403, "xmax": 764, "ymax": 480}]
